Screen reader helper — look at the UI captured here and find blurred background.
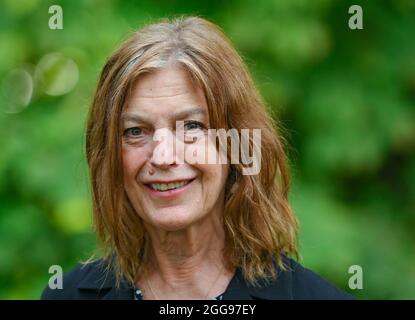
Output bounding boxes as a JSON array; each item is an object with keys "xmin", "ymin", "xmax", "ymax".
[{"xmin": 0, "ymin": 0, "xmax": 414, "ymax": 299}]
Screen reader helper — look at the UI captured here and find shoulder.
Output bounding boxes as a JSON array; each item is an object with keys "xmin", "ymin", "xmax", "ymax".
[
  {"xmin": 285, "ymin": 256, "xmax": 355, "ymax": 300},
  {"xmin": 248, "ymin": 256, "xmax": 356, "ymax": 300},
  {"xmin": 40, "ymin": 259, "xmax": 115, "ymax": 300}
]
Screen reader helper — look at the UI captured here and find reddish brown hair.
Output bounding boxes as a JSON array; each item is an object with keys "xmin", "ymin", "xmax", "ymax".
[{"xmin": 86, "ymin": 16, "xmax": 298, "ymax": 287}]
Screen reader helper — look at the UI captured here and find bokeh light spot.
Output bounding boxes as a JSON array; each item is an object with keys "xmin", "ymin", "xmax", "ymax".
[
  {"xmin": 35, "ymin": 52, "xmax": 79, "ymax": 96},
  {"xmin": 1, "ymin": 68, "xmax": 33, "ymax": 114}
]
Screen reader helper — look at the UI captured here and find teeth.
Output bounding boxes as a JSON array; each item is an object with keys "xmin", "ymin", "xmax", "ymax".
[{"xmin": 150, "ymin": 181, "xmax": 189, "ymax": 191}]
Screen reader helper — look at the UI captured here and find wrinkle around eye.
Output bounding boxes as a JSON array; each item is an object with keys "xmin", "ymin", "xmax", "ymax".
[{"xmin": 122, "ymin": 127, "xmax": 152, "ymax": 147}]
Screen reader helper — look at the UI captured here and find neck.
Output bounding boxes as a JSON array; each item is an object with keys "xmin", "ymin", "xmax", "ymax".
[{"xmin": 139, "ymin": 209, "xmax": 234, "ymax": 299}]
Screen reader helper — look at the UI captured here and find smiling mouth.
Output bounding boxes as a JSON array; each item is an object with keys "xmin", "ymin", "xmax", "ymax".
[{"xmin": 146, "ymin": 179, "xmax": 195, "ymax": 192}]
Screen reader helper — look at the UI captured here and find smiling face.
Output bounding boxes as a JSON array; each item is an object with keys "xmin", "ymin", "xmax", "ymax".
[{"xmin": 121, "ymin": 64, "xmax": 229, "ymax": 231}]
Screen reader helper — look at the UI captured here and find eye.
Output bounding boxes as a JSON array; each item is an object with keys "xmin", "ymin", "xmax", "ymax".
[
  {"xmin": 184, "ymin": 120, "xmax": 205, "ymax": 131},
  {"xmin": 124, "ymin": 127, "xmax": 143, "ymax": 137}
]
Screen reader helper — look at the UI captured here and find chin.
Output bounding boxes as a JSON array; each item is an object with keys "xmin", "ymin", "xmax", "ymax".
[
  {"xmin": 152, "ymin": 219, "xmax": 194, "ymax": 232},
  {"xmin": 149, "ymin": 208, "xmax": 200, "ymax": 231}
]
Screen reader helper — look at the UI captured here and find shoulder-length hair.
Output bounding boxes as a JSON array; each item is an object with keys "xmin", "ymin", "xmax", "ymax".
[{"xmin": 86, "ymin": 16, "xmax": 298, "ymax": 287}]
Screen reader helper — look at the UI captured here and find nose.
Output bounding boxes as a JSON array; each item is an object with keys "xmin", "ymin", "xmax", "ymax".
[{"xmin": 150, "ymin": 128, "xmax": 178, "ymax": 169}]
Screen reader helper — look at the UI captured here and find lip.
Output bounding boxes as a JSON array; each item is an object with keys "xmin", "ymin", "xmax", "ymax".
[
  {"xmin": 144, "ymin": 178, "xmax": 196, "ymax": 198},
  {"xmin": 144, "ymin": 178, "xmax": 194, "ymax": 184}
]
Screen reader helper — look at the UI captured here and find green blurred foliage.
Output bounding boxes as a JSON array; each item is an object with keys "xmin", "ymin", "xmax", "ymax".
[{"xmin": 0, "ymin": 0, "xmax": 414, "ymax": 299}]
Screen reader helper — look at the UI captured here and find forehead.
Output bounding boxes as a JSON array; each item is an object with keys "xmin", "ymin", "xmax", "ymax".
[{"xmin": 123, "ymin": 65, "xmax": 208, "ymax": 119}]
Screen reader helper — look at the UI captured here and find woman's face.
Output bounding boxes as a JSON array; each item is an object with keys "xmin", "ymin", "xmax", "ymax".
[{"xmin": 121, "ymin": 65, "xmax": 229, "ymax": 231}]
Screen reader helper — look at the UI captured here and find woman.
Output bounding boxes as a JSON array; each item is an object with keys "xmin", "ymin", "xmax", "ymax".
[{"xmin": 41, "ymin": 16, "xmax": 353, "ymax": 300}]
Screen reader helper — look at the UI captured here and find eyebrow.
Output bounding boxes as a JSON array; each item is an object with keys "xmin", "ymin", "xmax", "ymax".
[{"xmin": 121, "ymin": 107, "xmax": 207, "ymax": 123}]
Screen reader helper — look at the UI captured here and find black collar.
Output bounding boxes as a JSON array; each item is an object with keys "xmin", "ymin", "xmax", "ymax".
[{"xmin": 76, "ymin": 257, "xmax": 294, "ymax": 300}]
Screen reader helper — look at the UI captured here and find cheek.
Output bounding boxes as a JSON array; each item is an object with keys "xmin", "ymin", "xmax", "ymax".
[
  {"xmin": 185, "ymin": 134, "xmax": 226, "ymax": 165},
  {"xmin": 190, "ymin": 138, "xmax": 229, "ymax": 183},
  {"xmin": 195, "ymin": 163, "xmax": 229, "ymax": 190},
  {"xmin": 122, "ymin": 146, "xmax": 146, "ymax": 180}
]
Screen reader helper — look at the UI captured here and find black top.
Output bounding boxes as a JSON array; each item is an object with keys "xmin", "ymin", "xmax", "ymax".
[
  {"xmin": 133, "ymin": 288, "xmax": 224, "ymax": 300},
  {"xmin": 41, "ymin": 256, "xmax": 355, "ymax": 300}
]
